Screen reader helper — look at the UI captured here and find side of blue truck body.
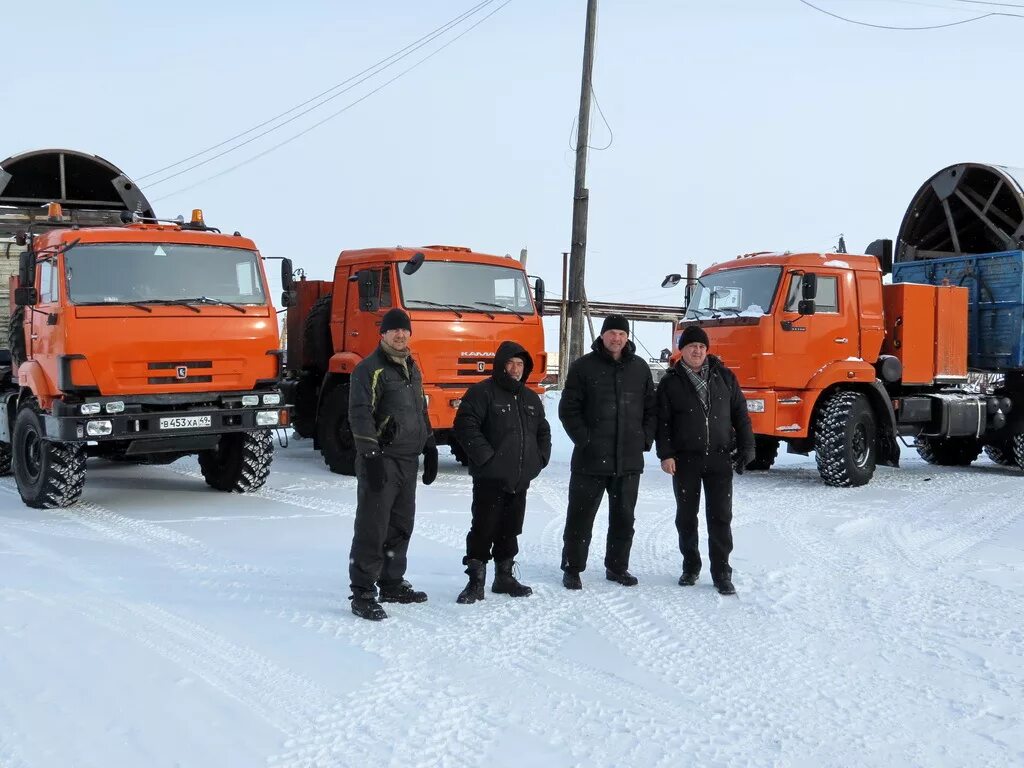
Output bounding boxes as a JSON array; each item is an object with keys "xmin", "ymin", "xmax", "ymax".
[{"xmin": 892, "ymin": 250, "xmax": 1024, "ymax": 372}]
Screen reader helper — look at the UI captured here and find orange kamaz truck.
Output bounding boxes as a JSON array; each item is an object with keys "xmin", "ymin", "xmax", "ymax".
[
  {"xmin": 281, "ymin": 245, "xmax": 546, "ymax": 474},
  {"xmin": 674, "ymin": 162, "xmax": 1024, "ymax": 487},
  {"xmin": 0, "ymin": 149, "xmax": 289, "ymax": 507}
]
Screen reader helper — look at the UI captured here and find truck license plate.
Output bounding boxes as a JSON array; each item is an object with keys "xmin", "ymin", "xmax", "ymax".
[{"xmin": 159, "ymin": 415, "xmax": 212, "ymax": 430}]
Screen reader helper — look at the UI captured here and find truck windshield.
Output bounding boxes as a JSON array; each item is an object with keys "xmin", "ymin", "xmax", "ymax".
[
  {"xmin": 64, "ymin": 243, "xmax": 267, "ymax": 305},
  {"xmin": 398, "ymin": 261, "xmax": 535, "ymax": 315},
  {"xmin": 685, "ymin": 266, "xmax": 781, "ymax": 319}
]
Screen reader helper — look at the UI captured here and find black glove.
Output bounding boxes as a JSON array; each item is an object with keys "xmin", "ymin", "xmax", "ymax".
[
  {"xmin": 734, "ymin": 449, "xmax": 755, "ymax": 475},
  {"xmin": 422, "ymin": 444, "xmax": 438, "ymax": 485},
  {"xmin": 364, "ymin": 451, "xmax": 386, "ymax": 491}
]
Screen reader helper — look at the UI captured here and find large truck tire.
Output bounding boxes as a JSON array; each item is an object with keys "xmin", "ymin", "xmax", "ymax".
[
  {"xmin": 198, "ymin": 430, "xmax": 273, "ymax": 492},
  {"xmin": 746, "ymin": 435, "xmax": 780, "ymax": 471},
  {"xmin": 8, "ymin": 305, "xmax": 26, "ymax": 367},
  {"xmin": 12, "ymin": 401, "xmax": 86, "ymax": 508},
  {"xmin": 983, "ymin": 441, "xmax": 1019, "ymax": 468},
  {"xmin": 290, "ymin": 372, "xmax": 321, "ymax": 439},
  {"xmin": 915, "ymin": 436, "xmax": 981, "ymax": 466},
  {"xmin": 1013, "ymin": 434, "xmax": 1024, "ymax": 469},
  {"xmin": 814, "ymin": 390, "xmax": 876, "ymax": 487},
  {"xmin": 303, "ymin": 294, "xmax": 334, "ymax": 373},
  {"xmin": 0, "ymin": 442, "xmax": 12, "ymax": 475},
  {"xmin": 317, "ymin": 382, "xmax": 356, "ymax": 475}
]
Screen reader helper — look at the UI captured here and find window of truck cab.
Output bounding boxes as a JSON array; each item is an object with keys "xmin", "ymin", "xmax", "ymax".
[
  {"xmin": 783, "ymin": 272, "xmax": 839, "ymax": 313},
  {"xmin": 397, "ymin": 260, "xmax": 535, "ymax": 315},
  {"xmin": 63, "ymin": 243, "xmax": 267, "ymax": 304},
  {"xmin": 684, "ymin": 265, "xmax": 781, "ymax": 319}
]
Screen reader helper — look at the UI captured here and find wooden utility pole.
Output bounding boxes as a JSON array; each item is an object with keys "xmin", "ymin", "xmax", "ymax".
[{"xmin": 567, "ymin": 0, "xmax": 598, "ymax": 364}]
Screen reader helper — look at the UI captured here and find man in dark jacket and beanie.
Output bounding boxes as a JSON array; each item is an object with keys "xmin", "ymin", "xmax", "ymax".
[
  {"xmin": 655, "ymin": 324, "xmax": 754, "ymax": 595},
  {"xmin": 453, "ymin": 341, "xmax": 552, "ymax": 603},
  {"xmin": 347, "ymin": 308, "xmax": 438, "ymax": 621},
  {"xmin": 559, "ymin": 315, "xmax": 656, "ymax": 589}
]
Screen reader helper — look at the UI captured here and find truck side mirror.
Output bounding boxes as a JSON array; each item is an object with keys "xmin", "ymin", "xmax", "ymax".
[
  {"xmin": 18, "ymin": 249, "xmax": 34, "ymax": 288},
  {"xmin": 403, "ymin": 251, "xmax": 425, "ymax": 276},
  {"xmin": 14, "ymin": 286, "xmax": 38, "ymax": 306},
  {"xmin": 797, "ymin": 298, "xmax": 816, "ymax": 316},
  {"xmin": 356, "ymin": 269, "xmax": 381, "ymax": 312},
  {"xmin": 534, "ymin": 277, "xmax": 545, "ymax": 315},
  {"xmin": 280, "ymin": 258, "xmax": 294, "ymax": 292},
  {"xmin": 865, "ymin": 238, "xmax": 893, "ymax": 276},
  {"xmin": 661, "ymin": 273, "xmax": 682, "ymax": 288},
  {"xmin": 684, "ymin": 284, "xmax": 693, "ymax": 309},
  {"xmin": 801, "ymin": 272, "xmax": 818, "ymax": 300},
  {"xmin": 280, "ymin": 291, "xmax": 293, "ymax": 308}
]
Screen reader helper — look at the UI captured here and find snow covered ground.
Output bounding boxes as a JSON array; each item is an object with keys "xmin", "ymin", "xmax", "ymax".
[{"xmin": 2, "ymin": 391, "xmax": 1023, "ymax": 768}]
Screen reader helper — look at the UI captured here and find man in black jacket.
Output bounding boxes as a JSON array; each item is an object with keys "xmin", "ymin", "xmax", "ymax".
[
  {"xmin": 453, "ymin": 341, "xmax": 552, "ymax": 603},
  {"xmin": 347, "ymin": 308, "xmax": 438, "ymax": 621},
  {"xmin": 559, "ymin": 315, "xmax": 656, "ymax": 589},
  {"xmin": 655, "ymin": 324, "xmax": 754, "ymax": 595}
]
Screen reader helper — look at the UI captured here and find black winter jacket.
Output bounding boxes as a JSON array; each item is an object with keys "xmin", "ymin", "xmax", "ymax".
[
  {"xmin": 655, "ymin": 355, "xmax": 754, "ymax": 460},
  {"xmin": 559, "ymin": 338, "xmax": 656, "ymax": 476},
  {"xmin": 453, "ymin": 341, "xmax": 552, "ymax": 493},
  {"xmin": 349, "ymin": 344, "xmax": 433, "ymax": 459}
]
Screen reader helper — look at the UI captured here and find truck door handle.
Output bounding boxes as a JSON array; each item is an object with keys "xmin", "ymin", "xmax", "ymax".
[
  {"xmin": 350, "ymin": 331, "xmax": 359, "ymax": 337},
  {"xmin": 834, "ymin": 337, "xmax": 848, "ymax": 343}
]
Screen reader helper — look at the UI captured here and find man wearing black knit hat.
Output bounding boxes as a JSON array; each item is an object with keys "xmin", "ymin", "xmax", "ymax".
[
  {"xmin": 346, "ymin": 307, "xmax": 438, "ymax": 620},
  {"xmin": 558, "ymin": 314, "xmax": 656, "ymax": 590},
  {"xmin": 655, "ymin": 323, "xmax": 754, "ymax": 595}
]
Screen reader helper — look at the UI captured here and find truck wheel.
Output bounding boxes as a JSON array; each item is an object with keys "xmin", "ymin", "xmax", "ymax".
[
  {"xmin": 1012, "ymin": 434, "xmax": 1024, "ymax": 469},
  {"xmin": 0, "ymin": 442, "xmax": 11, "ymax": 475},
  {"xmin": 983, "ymin": 441, "xmax": 1019, "ymax": 467},
  {"xmin": 8, "ymin": 305, "xmax": 26, "ymax": 367},
  {"xmin": 303, "ymin": 294, "xmax": 333, "ymax": 373},
  {"xmin": 814, "ymin": 390, "xmax": 876, "ymax": 487},
  {"xmin": 12, "ymin": 401, "xmax": 86, "ymax": 508},
  {"xmin": 915, "ymin": 436, "xmax": 981, "ymax": 466},
  {"xmin": 317, "ymin": 383, "xmax": 356, "ymax": 475},
  {"xmin": 198, "ymin": 430, "xmax": 273, "ymax": 492},
  {"xmin": 747, "ymin": 435, "xmax": 780, "ymax": 471},
  {"xmin": 290, "ymin": 372, "xmax": 320, "ymax": 439}
]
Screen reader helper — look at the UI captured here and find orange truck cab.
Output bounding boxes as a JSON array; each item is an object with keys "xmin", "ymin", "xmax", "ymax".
[
  {"xmin": 282, "ymin": 244, "xmax": 546, "ymax": 474},
  {"xmin": 678, "ymin": 246, "xmax": 1017, "ymax": 487},
  {"xmin": 0, "ymin": 149, "xmax": 289, "ymax": 508}
]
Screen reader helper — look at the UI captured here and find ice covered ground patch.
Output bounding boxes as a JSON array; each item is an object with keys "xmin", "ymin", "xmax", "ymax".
[{"xmin": 1, "ymin": 391, "xmax": 1023, "ymax": 767}]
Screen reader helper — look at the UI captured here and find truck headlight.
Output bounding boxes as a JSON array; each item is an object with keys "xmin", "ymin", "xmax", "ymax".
[
  {"xmin": 262, "ymin": 393, "xmax": 281, "ymax": 405},
  {"xmin": 745, "ymin": 398, "xmax": 765, "ymax": 413},
  {"xmin": 242, "ymin": 395, "xmax": 260, "ymax": 406},
  {"xmin": 86, "ymin": 420, "xmax": 113, "ymax": 436},
  {"xmin": 105, "ymin": 401, "xmax": 125, "ymax": 414},
  {"xmin": 81, "ymin": 403, "xmax": 101, "ymax": 415},
  {"xmin": 256, "ymin": 410, "xmax": 280, "ymax": 426}
]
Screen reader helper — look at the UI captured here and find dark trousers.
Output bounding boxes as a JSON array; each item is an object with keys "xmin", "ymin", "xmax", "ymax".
[
  {"xmin": 561, "ymin": 472, "xmax": 641, "ymax": 574},
  {"xmin": 672, "ymin": 452, "xmax": 734, "ymax": 579},
  {"xmin": 348, "ymin": 453, "xmax": 418, "ymax": 596},
  {"xmin": 463, "ymin": 478, "xmax": 527, "ymax": 564}
]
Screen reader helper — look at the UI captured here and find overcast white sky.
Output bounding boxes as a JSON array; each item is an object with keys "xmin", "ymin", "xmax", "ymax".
[{"xmin": 4, "ymin": 0, "xmax": 1021, "ymax": 357}]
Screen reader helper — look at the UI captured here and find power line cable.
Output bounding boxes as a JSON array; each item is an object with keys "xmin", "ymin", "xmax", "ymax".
[
  {"xmin": 954, "ymin": 0, "xmax": 1024, "ymax": 8},
  {"xmin": 797, "ymin": 0, "xmax": 1024, "ymax": 27},
  {"xmin": 139, "ymin": 0, "xmax": 495, "ymax": 184},
  {"xmin": 153, "ymin": 0, "xmax": 512, "ymax": 202}
]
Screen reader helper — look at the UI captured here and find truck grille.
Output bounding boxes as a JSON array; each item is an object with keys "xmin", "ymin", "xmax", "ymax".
[
  {"xmin": 147, "ymin": 360, "xmax": 213, "ymax": 385},
  {"xmin": 457, "ymin": 356, "xmax": 493, "ymax": 376}
]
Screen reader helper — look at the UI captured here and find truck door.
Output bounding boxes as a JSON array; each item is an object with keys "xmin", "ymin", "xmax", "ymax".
[
  {"xmin": 31, "ymin": 255, "xmax": 61, "ymax": 376},
  {"xmin": 344, "ymin": 265, "xmax": 395, "ymax": 353},
  {"xmin": 773, "ymin": 269, "xmax": 857, "ymax": 390}
]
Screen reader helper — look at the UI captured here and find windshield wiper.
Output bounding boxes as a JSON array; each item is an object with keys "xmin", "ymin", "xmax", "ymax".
[
  {"xmin": 75, "ymin": 300, "xmax": 153, "ymax": 313},
  {"xmin": 181, "ymin": 296, "xmax": 247, "ymax": 313},
  {"xmin": 474, "ymin": 301, "xmax": 524, "ymax": 320},
  {"xmin": 711, "ymin": 307, "xmax": 741, "ymax": 318},
  {"xmin": 136, "ymin": 299, "xmax": 201, "ymax": 313},
  {"xmin": 405, "ymin": 299, "xmax": 463, "ymax": 318}
]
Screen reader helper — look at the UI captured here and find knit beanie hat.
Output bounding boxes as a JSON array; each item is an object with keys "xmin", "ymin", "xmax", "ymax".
[
  {"xmin": 380, "ymin": 308, "xmax": 412, "ymax": 334},
  {"xmin": 600, "ymin": 314, "xmax": 630, "ymax": 334},
  {"xmin": 678, "ymin": 324, "xmax": 710, "ymax": 350}
]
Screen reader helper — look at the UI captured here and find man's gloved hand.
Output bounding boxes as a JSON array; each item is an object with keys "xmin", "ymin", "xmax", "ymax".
[
  {"xmin": 422, "ymin": 444, "xmax": 439, "ymax": 485},
  {"xmin": 364, "ymin": 451, "xmax": 386, "ymax": 491},
  {"xmin": 734, "ymin": 448, "xmax": 755, "ymax": 476}
]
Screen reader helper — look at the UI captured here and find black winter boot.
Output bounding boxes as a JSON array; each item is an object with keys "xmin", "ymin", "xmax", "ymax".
[
  {"xmin": 713, "ymin": 569, "xmax": 736, "ymax": 596},
  {"xmin": 605, "ymin": 568, "xmax": 639, "ymax": 587},
  {"xmin": 492, "ymin": 559, "xmax": 533, "ymax": 597},
  {"xmin": 562, "ymin": 569, "xmax": 583, "ymax": 590},
  {"xmin": 378, "ymin": 580, "xmax": 428, "ymax": 604},
  {"xmin": 457, "ymin": 559, "xmax": 487, "ymax": 604},
  {"xmin": 351, "ymin": 592, "xmax": 388, "ymax": 621}
]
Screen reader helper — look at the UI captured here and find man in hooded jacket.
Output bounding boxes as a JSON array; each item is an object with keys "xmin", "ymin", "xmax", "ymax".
[
  {"xmin": 453, "ymin": 341, "xmax": 552, "ymax": 603},
  {"xmin": 559, "ymin": 315, "xmax": 656, "ymax": 589},
  {"xmin": 655, "ymin": 324, "xmax": 754, "ymax": 595}
]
